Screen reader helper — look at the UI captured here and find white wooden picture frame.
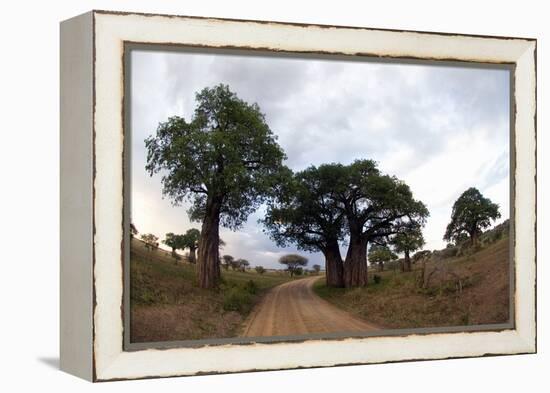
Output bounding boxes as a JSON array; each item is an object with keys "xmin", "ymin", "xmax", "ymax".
[{"xmin": 60, "ymin": 10, "xmax": 536, "ymax": 381}]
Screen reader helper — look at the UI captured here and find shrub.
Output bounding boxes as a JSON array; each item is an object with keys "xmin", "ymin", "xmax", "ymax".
[
  {"xmin": 255, "ymin": 266, "xmax": 266, "ymax": 275},
  {"xmin": 433, "ymin": 246, "xmax": 458, "ymax": 260},
  {"xmin": 244, "ymin": 279, "xmax": 259, "ymax": 295},
  {"xmin": 222, "ymin": 287, "xmax": 253, "ymax": 313},
  {"xmin": 373, "ymin": 274, "xmax": 382, "ymax": 284}
]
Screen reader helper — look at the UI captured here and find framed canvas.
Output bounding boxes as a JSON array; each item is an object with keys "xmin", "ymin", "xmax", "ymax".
[{"xmin": 60, "ymin": 10, "xmax": 536, "ymax": 382}]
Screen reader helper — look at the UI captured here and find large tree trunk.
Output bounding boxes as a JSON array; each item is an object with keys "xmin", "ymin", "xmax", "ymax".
[
  {"xmin": 404, "ymin": 250, "xmax": 412, "ymax": 272},
  {"xmin": 343, "ymin": 232, "xmax": 369, "ymax": 287},
  {"xmin": 197, "ymin": 198, "xmax": 222, "ymax": 289},
  {"xmin": 188, "ymin": 246, "xmax": 197, "ymax": 264},
  {"xmin": 324, "ymin": 239, "xmax": 344, "ymax": 287}
]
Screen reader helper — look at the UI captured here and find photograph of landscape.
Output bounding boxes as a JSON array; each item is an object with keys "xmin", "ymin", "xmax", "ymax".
[{"xmin": 127, "ymin": 48, "xmax": 511, "ymax": 344}]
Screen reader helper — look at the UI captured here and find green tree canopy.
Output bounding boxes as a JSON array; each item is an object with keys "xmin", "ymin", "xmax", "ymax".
[
  {"xmin": 235, "ymin": 258, "xmax": 250, "ymax": 272},
  {"xmin": 163, "ymin": 232, "xmax": 186, "ymax": 254},
  {"xmin": 180, "ymin": 228, "xmax": 200, "ymax": 263},
  {"xmin": 279, "ymin": 254, "xmax": 308, "ymax": 277},
  {"xmin": 145, "ymin": 84, "xmax": 286, "ymax": 288},
  {"xmin": 336, "ymin": 160, "xmax": 429, "ymax": 287},
  {"xmin": 262, "ymin": 164, "xmax": 346, "ymax": 287},
  {"xmin": 391, "ymin": 223, "xmax": 425, "ymax": 271},
  {"xmin": 140, "ymin": 233, "xmax": 159, "ymax": 250},
  {"xmin": 221, "ymin": 254, "xmax": 234, "ymax": 270},
  {"xmin": 444, "ymin": 187, "xmax": 500, "ymax": 245},
  {"xmin": 368, "ymin": 244, "xmax": 398, "ymax": 271}
]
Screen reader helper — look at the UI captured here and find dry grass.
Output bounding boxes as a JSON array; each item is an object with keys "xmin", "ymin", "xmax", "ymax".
[
  {"xmin": 130, "ymin": 238, "xmax": 292, "ymax": 343},
  {"xmin": 314, "ymin": 237, "xmax": 510, "ymax": 329}
]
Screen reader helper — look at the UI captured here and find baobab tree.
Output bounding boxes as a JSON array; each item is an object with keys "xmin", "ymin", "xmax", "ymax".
[
  {"xmin": 335, "ymin": 160, "xmax": 429, "ymax": 287},
  {"xmin": 368, "ymin": 244, "xmax": 398, "ymax": 272},
  {"xmin": 221, "ymin": 255, "xmax": 234, "ymax": 271},
  {"xmin": 163, "ymin": 232, "xmax": 185, "ymax": 263},
  {"xmin": 391, "ymin": 224, "xmax": 425, "ymax": 272},
  {"xmin": 140, "ymin": 233, "xmax": 158, "ymax": 251},
  {"xmin": 263, "ymin": 165, "xmax": 346, "ymax": 287},
  {"xmin": 444, "ymin": 187, "xmax": 500, "ymax": 246},
  {"xmin": 236, "ymin": 259, "xmax": 250, "ymax": 272},
  {"xmin": 146, "ymin": 84, "xmax": 286, "ymax": 288},
  {"xmin": 181, "ymin": 228, "xmax": 200, "ymax": 264},
  {"xmin": 279, "ymin": 254, "xmax": 308, "ymax": 277},
  {"xmin": 264, "ymin": 160, "xmax": 428, "ymax": 287}
]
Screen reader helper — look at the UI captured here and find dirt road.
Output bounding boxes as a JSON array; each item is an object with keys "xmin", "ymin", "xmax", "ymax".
[{"xmin": 241, "ymin": 276, "xmax": 379, "ymax": 337}]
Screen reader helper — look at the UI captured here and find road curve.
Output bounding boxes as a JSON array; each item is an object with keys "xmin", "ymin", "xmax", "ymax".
[{"xmin": 241, "ymin": 276, "xmax": 379, "ymax": 337}]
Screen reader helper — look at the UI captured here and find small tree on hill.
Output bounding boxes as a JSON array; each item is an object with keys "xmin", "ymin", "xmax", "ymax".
[
  {"xmin": 255, "ymin": 266, "xmax": 266, "ymax": 275},
  {"xmin": 182, "ymin": 228, "xmax": 200, "ymax": 264},
  {"xmin": 140, "ymin": 233, "xmax": 159, "ymax": 251},
  {"xmin": 221, "ymin": 255, "xmax": 233, "ymax": 271},
  {"xmin": 392, "ymin": 224, "xmax": 425, "ymax": 272},
  {"xmin": 163, "ymin": 232, "xmax": 186, "ymax": 263},
  {"xmin": 312, "ymin": 264, "xmax": 321, "ymax": 275},
  {"xmin": 444, "ymin": 187, "xmax": 501, "ymax": 246},
  {"xmin": 279, "ymin": 254, "xmax": 308, "ymax": 277},
  {"xmin": 368, "ymin": 245, "xmax": 398, "ymax": 272}
]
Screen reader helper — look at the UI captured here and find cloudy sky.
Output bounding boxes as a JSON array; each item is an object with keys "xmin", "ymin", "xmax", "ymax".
[{"xmin": 130, "ymin": 49, "xmax": 510, "ymax": 269}]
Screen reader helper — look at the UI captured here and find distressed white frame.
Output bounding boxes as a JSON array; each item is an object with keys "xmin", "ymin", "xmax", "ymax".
[{"xmin": 61, "ymin": 10, "xmax": 536, "ymax": 381}]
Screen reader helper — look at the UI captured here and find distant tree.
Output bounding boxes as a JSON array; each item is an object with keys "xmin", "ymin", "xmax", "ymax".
[
  {"xmin": 392, "ymin": 224, "xmax": 425, "ymax": 272},
  {"xmin": 294, "ymin": 267, "xmax": 304, "ymax": 276},
  {"xmin": 235, "ymin": 259, "xmax": 250, "ymax": 272},
  {"xmin": 312, "ymin": 264, "xmax": 321, "ymax": 275},
  {"xmin": 444, "ymin": 187, "xmax": 501, "ymax": 246},
  {"xmin": 279, "ymin": 254, "xmax": 308, "ymax": 277},
  {"xmin": 130, "ymin": 223, "xmax": 138, "ymax": 238},
  {"xmin": 163, "ymin": 233, "xmax": 186, "ymax": 263},
  {"xmin": 221, "ymin": 255, "xmax": 234, "ymax": 271},
  {"xmin": 140, "ymin": 233, "xmax": 159, "ymax": 251},
  {"xmin": 145, "ymin": 84, "xmax": 286, "ymax": 288},
  {"xmin": 255, "ymin": 266, "xmax": 266, "ymax": 275},
  {"xmin": 181, "ymin": 228, "xmax": 200, "ymax": 264},
  {"xmin": 368, "ymin": 244, "xmax": 398, "ymax": 272},
  {"xmin": 229, "ymin": 259, "xmax": 241, "ymax": 271}
]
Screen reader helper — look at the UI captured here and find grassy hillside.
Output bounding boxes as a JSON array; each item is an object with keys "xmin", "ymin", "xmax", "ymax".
[
  {"xmin": 130, "ymin": 238, "xmax": 291, "ymax": 343},
  {"xmin": 314, "ymin": 234, "xmax": 510, "ymax": 329}
]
